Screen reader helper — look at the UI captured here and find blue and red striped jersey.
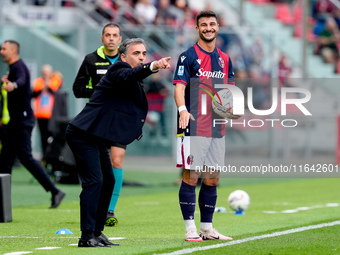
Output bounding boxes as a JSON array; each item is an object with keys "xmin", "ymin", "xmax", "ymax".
[{"xmin": 173, "ymin": 43, "xmax": 235, "ymax": 138}]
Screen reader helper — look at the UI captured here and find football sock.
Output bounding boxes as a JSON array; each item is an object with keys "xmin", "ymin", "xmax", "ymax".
[
  {"xmin": 200, "ymin": 222, "xmax": 213, "ymax": 231},
  {"xmin": 184, "ymin": 219, "xmax": 197, "ymax": 231},
  {"xmin": 108, "ymin": 168, "xmax": 123, "ymax": 212},
  {"xmin": 179, "ymin": 181, "xmax": 196, "ymax": 222},
  {"xmin": 198, "ymin": 182, "xmax": 217, "ymax": 223}
]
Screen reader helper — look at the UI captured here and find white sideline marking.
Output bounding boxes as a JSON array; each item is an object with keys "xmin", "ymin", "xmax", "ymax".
[
  {"xmin": 108, "ymin": 237, "xmax": 126, "ymax": 240},
  {"xmin": 327, "ymin": 203, "xmax": 340, "ymax": 207},
  {"xmin": 155, "ymin": 221, "xmax": 340, "ymax": 255},
  {"xmin": 35, "ymin": 247, "xmax": 61, "ymax": 250},
  {"xmin": 263, "ymin": 203, "xmax": 339, "ymax": 214},
  {"xmin": 3, "ymin": 252, "xmax": 32, "ymax": 255},
  {"xmin": 281, "ymin": 209, "xmax": 298, "ymax": 213},
  {"xmin": 296, "ymin": 207, "xmax": 310, "ymax": 210}
]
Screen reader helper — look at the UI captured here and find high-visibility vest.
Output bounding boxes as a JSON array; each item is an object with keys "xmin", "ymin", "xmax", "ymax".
[
  {"xmin": 1, "ymin": 83, "xmax": 10, "ymax": 125},
  {"xmin": 33, "ymin": 75, "xmax": 62, "ymax": 119}
]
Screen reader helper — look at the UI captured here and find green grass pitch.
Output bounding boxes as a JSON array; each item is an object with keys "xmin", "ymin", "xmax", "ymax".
[{"xmin": 0, "ymin": 165, "xmax": 339, "ymax": 255}]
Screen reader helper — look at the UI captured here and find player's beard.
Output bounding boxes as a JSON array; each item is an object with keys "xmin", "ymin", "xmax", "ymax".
[{"xmin": 199, "ymin": 31, "xmax": 217, "ymax": 43}]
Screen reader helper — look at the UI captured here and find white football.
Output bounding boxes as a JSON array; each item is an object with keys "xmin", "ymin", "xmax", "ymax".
[
  {"xmin": 212, "ymin": 89, "xmax": 233, "ymax": 118},
  {"xmin": 228, "ymin": 190, "xmax": 250, "ymax": 212}
]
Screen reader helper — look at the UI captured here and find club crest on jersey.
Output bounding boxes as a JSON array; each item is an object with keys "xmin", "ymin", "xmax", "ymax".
[
  {"xmin": 181, "ymin": 56, "xmax": 186, "ymax": 63},
  {"xmin": 187, "ymin": 154, "xmax": 194, "ymax": 165},
  {"xmin": 196, "ymin": 59, "xmax": 201, "ymax": 65},
  {"xmin": 218, "ymin": 57, "xmax": 225, "ymax": 68},
  {"xmin": 177, "ymin": 66, "xmax": 184, "ymax": 76}
]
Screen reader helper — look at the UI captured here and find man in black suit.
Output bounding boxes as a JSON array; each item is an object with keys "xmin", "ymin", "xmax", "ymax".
[
  {"xmin": 66, "ymin": 38, "xmax": 171, "ymax": 247},
  {"xmin": 0, "ymin": 40, "xmax": 65, "ymax": 209}
]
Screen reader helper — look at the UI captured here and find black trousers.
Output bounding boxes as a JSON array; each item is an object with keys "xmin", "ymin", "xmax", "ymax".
[
  {"xmin": 65, "ymin": 124, "xmax": 115, "ymax": 232},
  {"xmin": 37, "ymin": 118, "xmax": 52, "ymax": 156},
  {"xmin": 0, "ymin": 121, "xmax": 57, "ymax": 193}
]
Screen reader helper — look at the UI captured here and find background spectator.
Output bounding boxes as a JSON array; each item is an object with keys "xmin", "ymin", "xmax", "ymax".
[
  {"xmin": 32, "ymin": 64, "xmax": 62, "ymax": 156},
  {"xmin": 135, "ymin": 0, "xmax": 158, "ymax": 24},
  {"xmin": 278, "ymin": 54, "xmax": 293, "ymax": 88},
  {"xmin": 154, "ymin": 0, "xmax": 173, "ymax": 26},
  {"xmin": 314, "ymin": 17, "xmax": 340, "ymax": 64},
  {"xmin": 314, "ymin": 0, "xmax": 335, "ymax": 22},
  {"xmin": 145, "ymin": 72, "xmax": 170, "ymax": 142},
  {"xmin": 168, "ymin": 0, "xmax": 187, "ymax": 25}
]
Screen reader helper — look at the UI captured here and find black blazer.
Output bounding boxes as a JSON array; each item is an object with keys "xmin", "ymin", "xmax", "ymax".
[{"xmin": 70, "ymin": 61, "xmax": 152, "ymax": 145}]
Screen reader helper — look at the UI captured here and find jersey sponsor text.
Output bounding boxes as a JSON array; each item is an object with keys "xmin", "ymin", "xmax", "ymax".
[{"xmin": 196, "ymin": 68, "xmax": 226, "ymax": 79}]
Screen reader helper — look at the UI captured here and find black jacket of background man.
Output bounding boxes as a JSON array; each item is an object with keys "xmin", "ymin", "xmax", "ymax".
[
  {"xmin": 7, "ymin": 59, "xmax": 35, "ymax": 127},
  {"xmin": 69, "ymin": 61, "xmax": 152, "ymax": 145},
  {"xmin": 73, "ymin": 46, "xmax": 114, "ymax": 98}
]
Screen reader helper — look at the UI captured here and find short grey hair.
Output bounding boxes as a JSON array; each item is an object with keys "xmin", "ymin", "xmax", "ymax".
[{"xmin": 118, "ymin": 38, "xmax": 146, "ymax": 56}]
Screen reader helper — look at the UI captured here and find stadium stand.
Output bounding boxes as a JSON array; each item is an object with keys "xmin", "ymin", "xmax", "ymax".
[{"xmin": 227, "ymin": 0, "xmax": 340, "ymax": 78}]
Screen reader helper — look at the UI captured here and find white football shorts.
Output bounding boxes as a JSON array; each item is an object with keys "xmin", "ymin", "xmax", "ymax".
[{"xmin": 176, "ymin": 135, "xmax": 225, "ymax": 171}]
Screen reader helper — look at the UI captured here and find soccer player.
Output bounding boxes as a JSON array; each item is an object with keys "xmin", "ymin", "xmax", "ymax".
[
  {"xmin": 73, "ymin": 23, "xmax": 124, "ymax": 227},
  {"xmin": 173, "ymin": 10, "xmax": 242, "ymax": 242}
]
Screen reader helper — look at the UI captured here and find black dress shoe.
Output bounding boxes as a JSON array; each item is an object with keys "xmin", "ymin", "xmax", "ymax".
[
  {"xmin": 95, "ymin": 233, "xmax": 120, "ymax": 246},
  {"xmin": 78, "ymin": 238, "xmax": 107, "ymax": 247},
  {"xmin": 50, "ymin": 190, "xmax": 65, "ymax": 209}
]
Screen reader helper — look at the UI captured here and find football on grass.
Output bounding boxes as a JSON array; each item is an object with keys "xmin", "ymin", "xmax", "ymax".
[{"xmin": 228, "ymin": 190, "xmax": 250, "ymax": 212}]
